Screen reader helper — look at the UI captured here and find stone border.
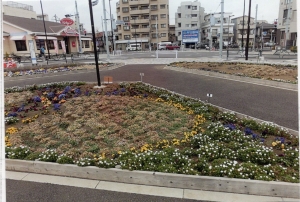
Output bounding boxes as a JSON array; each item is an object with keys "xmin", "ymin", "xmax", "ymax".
[
  {"xmin": 164, "ymin": 66, "xmax": 297, "ymax": 91},
  {"xmin": 6, "ymin": 159, "xmax": 300, "ymax": 199}
]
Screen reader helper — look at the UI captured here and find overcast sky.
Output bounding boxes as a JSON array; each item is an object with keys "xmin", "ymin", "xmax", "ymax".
[{"xmin": 8, "ymin": 0, "xmax": 279, "ymax": 32}]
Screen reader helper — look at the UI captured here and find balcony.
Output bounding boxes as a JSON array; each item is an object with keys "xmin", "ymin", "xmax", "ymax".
[
  {"xmin": 137, "ymin": 27, "xmax": 150, "ymax": 32},
  {"xmin": 116, "ymin": 2, "xmax": 120, "ymax": 8},
  {"xmin": 130, "ymin": 18, "xmax": 149, "ymax": 24},
  {"xmin": 129, "ymin": 0, "xmax": 149, "ymax": 6},
  {"xmin": 238, "ymin": 34, "xmax": 254, "ymax": 38},
  {"xmin": 130, "ymin": 9, "xmax": 149, "ymax": 15},
  {"xmin": 237, "ymin": 23, "xmax": 255, "ymax": 29}
]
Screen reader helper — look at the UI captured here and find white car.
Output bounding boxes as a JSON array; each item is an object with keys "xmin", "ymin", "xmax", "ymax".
[
  {"xmin": 264, "ymin": 42, "xmax": 275, "ymax": 47},
  {"xmin": 126, "ymin": 44, "xmax": 141, "ymax": 51}
]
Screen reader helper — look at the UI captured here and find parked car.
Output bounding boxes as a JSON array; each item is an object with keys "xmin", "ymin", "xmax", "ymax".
[
  {"xmin": 165, "ymin": 44, "xmax": 181, "ymax": 50},
  {"xmin": 126, "ymin": 44, "xmax": 141, "ymax": 51},
  {"xmin": 196, "ymin": 43, "xmax": 209, "ymax": 49},
  {"xmin": 158, "ymin": 42, "xmax": 172, "ymax": 50},
  {"xmin": 264, "ymin": 42, "xmax": 276, "ymax": 47}
]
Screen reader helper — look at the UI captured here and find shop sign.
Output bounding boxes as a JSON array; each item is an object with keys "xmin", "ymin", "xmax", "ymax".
[{"xmin": 60, "ymin": 18, "xmax": 74, "ymax": 26}]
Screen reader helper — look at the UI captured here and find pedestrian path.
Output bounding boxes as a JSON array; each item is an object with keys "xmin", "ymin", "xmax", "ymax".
[{"xmin": 6, "ymin": 171, "xmax": 299, "ymax": 202}]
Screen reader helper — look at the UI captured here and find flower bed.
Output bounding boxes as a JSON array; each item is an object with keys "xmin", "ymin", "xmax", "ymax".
[
  {"xmin": 4, "ymin": 82, "xmax": 299, "ymax": 183},
  {"xmin": 168, "ymin": 62, "xmax": 298, "ymax": 84}
]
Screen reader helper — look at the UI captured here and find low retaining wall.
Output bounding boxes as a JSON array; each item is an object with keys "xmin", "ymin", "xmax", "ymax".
[{"xmin": 6, "ymin": 159, "xmax": 300, "ymax": 199}]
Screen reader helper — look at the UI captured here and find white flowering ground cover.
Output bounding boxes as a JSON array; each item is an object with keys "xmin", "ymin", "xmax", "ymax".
[{"xmin": 4, "ymin": 81, "xmax": 299, "ymax": 183}]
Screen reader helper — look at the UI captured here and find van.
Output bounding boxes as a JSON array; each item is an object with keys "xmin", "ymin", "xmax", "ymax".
[
  {"xmin": 126, "ymin": 44, "xmax": 141, "ymax": 51},
  {"xmin": 158, "ymin": 42, "xmax": 172, "ymax": 50}
]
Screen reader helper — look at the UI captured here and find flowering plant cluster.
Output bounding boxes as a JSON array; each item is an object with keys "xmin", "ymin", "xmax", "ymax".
[
  {"xmin": 37, "ymin": 149, "xmax": 58, "ymax": 162},
  {"xmin": 5, "ymin": 145, "xmax": 31, "ymax": 159}
]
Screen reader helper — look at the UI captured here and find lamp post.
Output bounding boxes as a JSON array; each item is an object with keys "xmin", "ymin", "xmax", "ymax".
[
  {"xmin": 88, "ymin": 0, "xmax": 101, "ymax": 86},
  {"xmin": 40, "ymin": 0, "xmax": 50, "ymax": 65},
  {"xmin": 227, "ymin": 15, "xmax": 234, "ymax": 60},
  {"xmin": 245, "ymin": 0, "xmax": 252, "ymax": 60}
]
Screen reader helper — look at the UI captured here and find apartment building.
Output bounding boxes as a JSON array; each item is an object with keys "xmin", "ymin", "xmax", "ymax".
[
  {"xmin": 115, "ymin": 0, "xmax": 169, "ymax": 50},
  {"xmin": 201, "ymin": 13, "xmax": 234, "ymax": 46},
  {"xmin": 175, "ymin": 1, "xmax": 204, "ymax": 47},
  {"xmin": 231, "ymin": 16, "xmax": 255, "ymax": 46},
  {"xmin": 276, "ymin": 0, "xmax": 297, "ymax": 48}
]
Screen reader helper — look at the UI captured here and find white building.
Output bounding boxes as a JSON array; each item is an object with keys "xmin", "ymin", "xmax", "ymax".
[
  {"xmin": 175, "ymin": 0, "xmax": 205, "ymax": 47},
  {"xmin": 201, "ymin": 12, "xmax": 234, "ymax": 46},
  {"xmin": 276, "ymin": 0, "xmax": 297, "ymax": 48}
]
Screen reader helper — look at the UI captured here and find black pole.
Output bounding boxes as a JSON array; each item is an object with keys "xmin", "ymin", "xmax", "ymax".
[
  {"xmin": 40, "ymin": 0, "xmax": 50, "ymax": 65},
  {"xmin": 88, "ymin": 0, "xmax": 101, "ymax": 86},
  {"xmin": 108, "ymin": 0, "xmax": 114, "ymax": 52},
  {"xmin": 245, "ymin": 0, "xmax": 252, "ymax": 60},
  {"xmin": 241, "ymin": 0, "xmax": 245, "ymax": 50}
]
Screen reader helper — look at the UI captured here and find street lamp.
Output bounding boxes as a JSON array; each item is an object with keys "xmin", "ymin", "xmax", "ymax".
[
  {"xmin": 108, "ymin": 0, "xmax": 114, "ymax": 53},
  {"xmin": 134, "ymin": 18, "xmax": 138, "ymax": 51},
  {"xmin": 88, "ymin": 0, "xmax": 101, "ymax": 86},
  {"xmin": 40, "ymin": 0, "xmax": 50, "ymax": 65},
  {"xmin": 227, "ymin": 15, "xmax": 234, "ymax": 60}
]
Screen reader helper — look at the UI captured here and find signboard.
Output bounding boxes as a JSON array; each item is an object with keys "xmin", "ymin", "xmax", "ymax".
[
  {"xmin": 182, "ymin": 30, "xmax": 199, "ymax": 43},
  {"xmin": 72, "ymin": 41, "xmax": 76, "ymax": 47},
  {"xmin": 3, "ymin": 59, "xmax": 17, "ymax": 68},
  {"xmin": 61, "ymin": 26, "xmax": 79, "ymax": 36},
  {"xmin": 60, "ymin": 18, "xmax": 74, "ymax": 26},
  {"xmin": 28, "ymin": 40, "xmax": 37, "ymax": 65},
  {"xmin": 263, "ymin": 31, "xmax": 267, "ymax": 36},
  {"xmin": 116, "ymin": 20, "xmax": 125, "ymax": 25}
]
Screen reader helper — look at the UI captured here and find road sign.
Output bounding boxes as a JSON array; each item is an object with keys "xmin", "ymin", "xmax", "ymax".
[
  {"xmin": 263, "ymin": 31, "xmax": 267, "ymax": 36},
  {"xmin": 116, "ymin": 20, "xmax": 125, "ymax": 25}
]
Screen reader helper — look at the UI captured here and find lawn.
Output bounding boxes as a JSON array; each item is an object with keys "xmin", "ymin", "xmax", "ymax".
[{"xmin": 4, "ymin": 81, "xmax": 299, "ymax": 183}]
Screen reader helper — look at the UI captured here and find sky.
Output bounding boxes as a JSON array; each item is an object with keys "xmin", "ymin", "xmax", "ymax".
[{"xmin": 6, "ymin": 0, "xmax": 280, "ymax": 32}]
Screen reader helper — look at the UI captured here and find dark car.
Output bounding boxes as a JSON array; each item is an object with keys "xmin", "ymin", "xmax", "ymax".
[
  {"xmin": 196, "ymin": 43, "xmax": 209, "ymax": 49},
  {"xmin": 213, "ymin": 43, "xmax": 226, "ymax": 49}
]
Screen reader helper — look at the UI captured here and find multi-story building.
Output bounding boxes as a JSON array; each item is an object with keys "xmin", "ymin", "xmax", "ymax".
[
  {"xmin": 256, "ymin": 22, "xmax": 277, "ymax": 47},
  {"xmin": 175, "ymin": 1, "xmax": 204, "ymax": 47},
  {"xmin": 231, "ymin": 16, "xmax": 255, "ymax": 46},
  {"xmin": 168, "ymin": 25, "xmax": 177, "ymax": 43},
  {"xmin": 115, "ymin": 0, "xmax": 169, "ymax": 50},
  {"xmin": 201, "ymin": 12, "xmax": 234, "ymax": 46},
  {"xmin": 276, "ymin": 0, "xmax": 297, "ymax": 48}
]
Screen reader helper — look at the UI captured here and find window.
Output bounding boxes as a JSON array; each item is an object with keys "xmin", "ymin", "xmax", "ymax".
[
  {"xmin": 123, "ymin": 16, "xmax": 129, "ymax": 22},
  {"xmin": 57, "ymin": 40, "xmax": 62, "ymax": 49},
  {"xmin": 131, "ymin": 7, "xmax": 138, "ymax": 11},
  {"xmin": 178, "ymin": 23, "xmax": 181, "ymax": 27},
  {"xmin": 161, "ymin": 24, "xmax": 166, "ymax": 28},
  {"xmin": 123, "ymin": 25, "xmax": 130, "ymax": 30},
  {"xmin": 151, "ymin": 24, "xmax": 156, "ymax": 28},
  {"xmin": 122, "ymin": 0, "xmax": 128, "ymax": 3},
  {"xmin": 36, "ymin": 39, "xmax": 45, "ymax": 50},
  {"xmin": 46, "ymin": 40, "xmax": 55, "ymax": 49},
  {"xmin": 160, "ymin": 14, "xmax": 166, "ymax": 18},
  {"xmin": 141, "ymin": 25, "xmax": 149, "ymax": 28},
  {"xmin": 178, "ymin": 32, "xmax": 181, "ymax": 36},
  {"xmin": 151, "ymin": 5, "xmax": 157, "ymax": 10},
  {"xmin": 160, "ymin": 4, "xmax": 166, "ymax": 9},
  {"xmin": 283, "ymin": 9, "xmax": 288, "ymax": 18},
  {"xmin": 151, "ymin": 15, "xmax": 158, "ymax": 20},
  {"xmin": 122, "ymin": 7, "xmax": 129, "ymax": 12},
  {"xmin": 187, "ymin": 5, "xmax": 191, "ymax": 9},
  {"xmin": 191, "ymin": 14, "xmax": 197, "ymax": 18},
  {"xmin": 178, "ymin": 13, "xmax": 181, "ymax": 18},
  {"xmin": 15, "ymin": 40, "xmax": 27, "ymax": 51},
  {"xmin": 142, "ymin": 34, "xmax": 149, "ymax": 37},
  {"xmin": 152, "ymin": 33, "xmax": 157, "ymax": 38},
  {"xmin": 185, "ymin": 24, "xmax": 190, "ymax": 27},
  {"xmin": 185, "ymin": 14, "xmax": 191, "ymax": 18},
  {"xmin": 161, "ymin": 33, "xmax": 166, "ymax": 37},
  {"xmin": 124, "ymin": 35, "xmax": 130, "ymax": 39},
  {"xmin": 141, "ymin": 6, "xmax": 148, "ymax": 10},
  {"xmin": 191, "ymin": 23, "xmax": 197, "ymax": 27},
  {"xmin": 132, "ymin": 34, "xmax": 139, "ymax": 38},
  {"xmin": 84, "ymin": 40, "xmax": 90, "ymax": 48},
  {"xmin": 192, "ymin": 6, "xmax": 197, "ymax": 10}
]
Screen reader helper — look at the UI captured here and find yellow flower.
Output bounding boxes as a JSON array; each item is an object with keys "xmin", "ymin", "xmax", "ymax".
[
  {"xmin": 101, "ymin": 152, "xmax": 106, "ymax": 159},
  {"xmin": 281, "ymin": 144, "xmax": 285, "ymax": 149},
  {"xmin": 272, "ymin": 142, "xmax": 277, "ymax": 147},
  {"xmin": 117, "ymin": 151, "xmax": 122, "ymax": 155}
]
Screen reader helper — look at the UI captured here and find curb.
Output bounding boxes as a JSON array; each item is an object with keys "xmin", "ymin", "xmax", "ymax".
[
  {"xmin": 164, "ymin": 66, "xmax": 297, "ymax": 91},
  {"xmin": 6, "ymin": 159, "xmax": 300, "ymax": 199}
]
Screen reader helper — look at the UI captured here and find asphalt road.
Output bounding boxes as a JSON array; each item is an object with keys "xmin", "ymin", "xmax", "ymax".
[
  {"xmin": 7, "ymin": 180, "xmax": 205, "ymax": 202},
  {"xmin": 4, "ymin": 64, "xmax": 298, "ymax": 131}
]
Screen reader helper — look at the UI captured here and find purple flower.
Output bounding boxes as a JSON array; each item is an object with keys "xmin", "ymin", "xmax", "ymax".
[
  {"xmin": 121, "ymin": 88, "xmax": 126, "ymax": 92},
  {"xmin": 33, "ymin": 96, "xmax": 42, "ymax": 102},
  {"xmin": 224, "ymin": 123, "xmax": 236, "ymax": 131},
  {"xmin": 244, "ymin": 127, "xmax": 253, "ymax": 135},
  {"xmin": 8, "ymin": 112, "xmax": 18, "ymax": 117},
  {"xmin": 58, "ymin": 94, "xmax": 66, "ymax": 100},
  {"xmin": 53, "ymin": 103, "xmax": 61, "ymax": 110}
]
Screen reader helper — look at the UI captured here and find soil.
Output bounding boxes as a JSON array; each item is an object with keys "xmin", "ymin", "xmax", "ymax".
[{"xmin": 171, "ymin": 62, "xmax": 298, "ymax": 83}]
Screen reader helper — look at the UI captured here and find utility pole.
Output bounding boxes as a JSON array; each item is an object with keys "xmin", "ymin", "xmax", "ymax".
[
  {"xmin": 253, "ymin": 4, "xmax": 257, "ymax": 51},
  {"xmin": 210, "ymin": 12, "xmax": 213, "ymax": 50},
  {"xmin": 156, "ymin": 16, "xmax": 158, "ymax": 51},
  {"xmin": 102, "ymin": 0, "xmax": 110, "ymax": 61},
  {"xmin": 219, "ymin": 0, "xmax": 224, "ymax": 58},
  {"xmin": 75, "ymin": 0, "xmax": 82, "ymax": 53},
  {"xmin": 241, "ymin": 0, "xmax": 245, "ymax": 50},
  {"xmin": 285, "ymin": 0, "xmax": 291, "ymax": 48},
  {"xmin": 245, "ymin": 0, "xmax": 252, "ymax": 60},
  {"xmin": 134, "ymin": 18, "xmax": 137, "ymax": 51},
  {"xmin": 40, "ymin": 0, "xmax": 50, "ymax": 65},
  {"xmin": 108, "ymin": 0, "xmax": 114, "ymax": 53}
]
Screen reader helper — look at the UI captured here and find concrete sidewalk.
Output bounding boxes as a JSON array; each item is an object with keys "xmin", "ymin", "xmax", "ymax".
[{"xmin": 6, "ymin": 171, "xmax": 299, "ymax": 202}]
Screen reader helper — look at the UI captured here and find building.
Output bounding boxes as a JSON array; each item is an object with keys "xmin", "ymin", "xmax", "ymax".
[
  {"xmin": 175, "ymin": 1, "xmax": 205, "ymax": 47},
  {"xmin": 276, "ymin": 0, "xmax": 297, "ymax": 48},
  {"xmin": 2, "ymin": 1, "xmax": 92, "ymax": 57},
  {"xmin": 168, "ymin": 25, "xmax": 177, "ymax": 43},
  {"xmin": 256, "ymin": 22, "xmax": 277, "ymax": 47},
  {"xmin": 231, "ymin": 16, "xmax": 255, "ymax": 46},
  {"xmin": 201, "ymin": 12, "xmax": 234, "ymax": 46},
  {"xmin": 115, "ymin": 0, "xmax": 169, "ymax": 50}
]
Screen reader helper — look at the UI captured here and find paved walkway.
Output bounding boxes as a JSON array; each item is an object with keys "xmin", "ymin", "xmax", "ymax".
[{"xmin": 6, "ymin": 171, "xmax": 299, "ymax": 202}]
